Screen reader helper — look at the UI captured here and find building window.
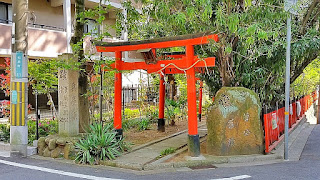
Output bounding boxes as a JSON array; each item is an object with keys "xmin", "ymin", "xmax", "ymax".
[
  {"xmin": 84, "ymin": 19, "xmax": 99, "ymax": 35},
  {"xmin": 0, "ymin": 2, "xmax": 12, "ymax": 24}
]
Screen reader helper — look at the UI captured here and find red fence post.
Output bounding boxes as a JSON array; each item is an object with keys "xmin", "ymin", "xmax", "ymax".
[{"xmin": 264, "ymin": 113, "xmax": 270, "ymax": 153}]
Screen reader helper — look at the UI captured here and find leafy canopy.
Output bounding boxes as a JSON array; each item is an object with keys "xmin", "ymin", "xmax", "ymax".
[{"xmin": 123, "ymin": 0, "xmax": 320, "ymax": 106}]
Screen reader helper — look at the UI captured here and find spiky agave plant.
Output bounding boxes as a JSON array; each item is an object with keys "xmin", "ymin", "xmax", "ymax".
[{"xmin": 75, "ymin": 122, "xmax": 126, "ymax": 165}]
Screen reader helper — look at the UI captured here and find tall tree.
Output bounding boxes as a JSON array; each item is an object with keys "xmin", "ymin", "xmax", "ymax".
[
  {"xmin": 71, "ymin": 0, "xmax": 89, "ymax": 132},
  {"xmin": 123, "ymin": 0, "xmax": 320, "ymax": 106}
]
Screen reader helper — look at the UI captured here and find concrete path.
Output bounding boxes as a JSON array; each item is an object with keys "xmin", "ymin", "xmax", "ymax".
[{"xmin": 113, "ymin": 125, "xmax": 207, "ymax": 170}]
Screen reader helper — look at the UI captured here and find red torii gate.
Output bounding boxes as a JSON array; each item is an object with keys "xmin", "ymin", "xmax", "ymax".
[{"xmin": 94, "ymin": 32, "xmax": 218, "ymax": 156}]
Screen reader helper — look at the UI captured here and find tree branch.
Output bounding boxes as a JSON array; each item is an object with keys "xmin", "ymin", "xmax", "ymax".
[
  {"xmin": 290, "ymin": 53, "xmax": 319, "ymax": 83},
  {"xmin": 301, "ymin": 0, "xmax": 319, "ymax": 34},
  {"xmin": 310, "ymin": 6, "xmax": 320, "ymax": 26}
]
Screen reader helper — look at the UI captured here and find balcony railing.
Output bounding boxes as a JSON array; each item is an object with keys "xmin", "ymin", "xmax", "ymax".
[{"xmin": 0, "ymin": 19, "xmax": 65, "ymax": 32}]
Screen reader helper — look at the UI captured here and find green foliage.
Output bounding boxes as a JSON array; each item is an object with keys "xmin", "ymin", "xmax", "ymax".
[
  {"xmin": 160, "ymin": 147, "xmax": 176, "ymax": 157},
  {"xmin": 124, "ymin": 0, "xmax": 320, "ymax": 106},
  {"xmin": 122, "ymin": 118, "xmax": 152, "ymax": 132},
  {"xmin": 292, "ymin": 58, "xmax": 320, "ymax": 96},
  {"xmin": 28, "ymin": 119, "xmax": 58, "ymax": 145},
  {"xmin": 124, "ymin": 108, "xmax": 140, "ymax": 119},
  {"xmin": 122, "ymin": 118, "xmax": 140, "ymax": 131},
  {"xmin": 165, "ymin": 99, "xmax": 181, "ymax": 122},
  {"xmin": 75, "ymin": 122, "xmax": 127, "ymax": 165},
  {"xmin": 28, "ymin": 59, "xmax": 59, "ymax": 95},
  {"xmin": 144, "ymin": 106, "xmax": 158, "ymax": 122},
  {"xmin": 137, "ymin": 118, "xmax": 150, "ymax": 131},
  {"xmin": 122, "ymin": 106, "xmax": 157, "ymax": 131},
  {"xmin": 0, "ymin": 119, "xmax": 58, "ymax": 144},
  {"xmin": 175, "ymin": 75, "xmax": 188, "ymax": 105},
  {"xmin": 0, "ymin": 124, "xmax": 10, "ymax": 142},
  {"xmin": 93, "ymin": 111, "xmax": 113, "ymax": 122}
]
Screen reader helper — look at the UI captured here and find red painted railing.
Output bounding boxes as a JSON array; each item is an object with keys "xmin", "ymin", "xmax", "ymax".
[{"xmin": 264, "ymin": 91, "xmax": 318, "ymax": 153}]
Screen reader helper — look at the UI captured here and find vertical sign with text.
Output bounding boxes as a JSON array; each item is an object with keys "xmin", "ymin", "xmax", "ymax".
[{"xmin": 16, "ymin": 51, "xmax": 23, "ymax": 79}]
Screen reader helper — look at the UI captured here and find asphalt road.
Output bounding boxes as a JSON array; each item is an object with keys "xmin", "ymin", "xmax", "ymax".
[{"xmin": 0, "ymin": 126, "xmax": 319, "ymax": 180}]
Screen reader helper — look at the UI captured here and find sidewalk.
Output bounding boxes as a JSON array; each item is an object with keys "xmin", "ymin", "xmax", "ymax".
[{"xmin": 106, "ymin": 106, "xmax": 318, "ymax": 171}]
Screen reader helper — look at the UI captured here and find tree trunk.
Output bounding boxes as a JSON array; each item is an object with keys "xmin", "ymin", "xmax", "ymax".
[
  {"xmin": 167, "ymin": 74, "xmax": 176, "ymax": 126},
  {"xmin": 217, "ymin": 46, "xmax": 234, "ymax": 87},
  {"xmin": 167, "ymin": 74, "xmax": 177, "ymax": 100},
  {"xmin": 47, "ymin": 93, "xmax": 57, "ymax": 119},
  {"xmin": 71, "ymin": 0, "xmax": 89, "ymax": 133}
]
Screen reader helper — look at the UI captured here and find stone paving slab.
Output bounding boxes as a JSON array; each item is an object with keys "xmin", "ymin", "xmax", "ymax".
[{"xmin": 114, "ymin": 126, "xmax": 207, "ymax": 167}]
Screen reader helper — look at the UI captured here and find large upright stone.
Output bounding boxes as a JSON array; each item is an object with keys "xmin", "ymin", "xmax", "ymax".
[
  {"xmin": 206, "ymin": 87, "xmax": 264, "ymax": 156},
  {"xmin": 58, "ymin": 54, "xmax": 79, "ymax": 136}
]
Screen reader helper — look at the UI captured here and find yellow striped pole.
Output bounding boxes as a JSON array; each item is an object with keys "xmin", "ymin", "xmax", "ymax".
[
  {"xmin": 10, "ymin": 82, "xmax": 16, "ymax": 126},
  {"xmin": 10, "ymin": 82, "xmax": 27, "ymax": 126},
  {"xmin": 16, "ymin": 82, "xmax": 20, "ymax": 126},
  {"xmin": 21, "ymin": 82, "xmax": 26, "ymax": 126}
]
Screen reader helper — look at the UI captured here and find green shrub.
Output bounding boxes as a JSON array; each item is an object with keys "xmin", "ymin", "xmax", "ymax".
[
  {"xmin": 28, "ymin": 119, "xmax": 58, "ymax": 144},
  {"xmin": 122, "ymin": 118, "xmax": 140, "ymax": 131},
  {"xmin": 0, "ymin": 119, "xmax": 58, "ymax": 144},
  {"xmin": 137, "ymin": 118, "xmax": 150, "ymax": 131},
  {"xmin": 93, "ymin": 111, "xmax": 113, "ymax": 122},
  {"xmin": 75, "ymin": 122, "xmax": 128, "ymax": 165},
  {"xmin": 124, "ymin": 108, "xmax": 140, "ymax": 119},
  {"xmin": 165, "ymin": 99, "xmax": 181, "ymax": 125},
  {"xmin": 0, "ymin": 124, "xmax": 10, "ymax": 142},
  {"xmin": 145, "ymin": 106, "xmax": 158, "ymax": 123}
]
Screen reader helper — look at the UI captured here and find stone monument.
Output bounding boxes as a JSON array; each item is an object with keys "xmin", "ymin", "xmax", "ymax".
[
  {"xmin": 58, "ymin": 54, "xmax": 79, "ymax": 136},
  {"xmin": 206, "ymin": 87, "xmax": 264, "ymax": 156}
]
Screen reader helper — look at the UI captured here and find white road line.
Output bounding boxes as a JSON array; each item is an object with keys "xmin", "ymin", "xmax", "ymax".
[
  {"xmin": 0, "ymin": 159, "xmax": 123, "ymax": 180},
  {"xmin": 211, "ymin": 175, "xmax": 251, "ymax": 180}
]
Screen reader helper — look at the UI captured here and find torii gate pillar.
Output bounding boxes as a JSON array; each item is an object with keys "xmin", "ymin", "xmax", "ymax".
[
  {"xmin": 186, "ymin": 45, "xmax": 200, "ymax": 156},
  {"xmin": 114, "ymin": 51, "xmax": 123, "ymax": 138},
  {"xmin": 158, "ymin": 71, "xmax": 166, "ymax": 132}
]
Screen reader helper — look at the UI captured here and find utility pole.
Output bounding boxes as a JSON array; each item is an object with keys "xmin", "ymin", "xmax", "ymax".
[
  {"xmin": 99, "ymin": 0, "xmax": 103, "ymax": 124},
  {"xmin": 284, "ymin": 0, "xmax": 297, "ymax": 161},
  {"xmin": 10, "ymin": 0, "xmax": 29, "ymax": 156},
  {"xmin": 284, "ymin": 14, "xmax": 291, "ymax": 161}
]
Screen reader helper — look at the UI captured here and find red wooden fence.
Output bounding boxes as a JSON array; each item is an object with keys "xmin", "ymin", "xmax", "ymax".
[{"xmin": 264, "ymin": 91, "xmax": 318, "ymax": 153}]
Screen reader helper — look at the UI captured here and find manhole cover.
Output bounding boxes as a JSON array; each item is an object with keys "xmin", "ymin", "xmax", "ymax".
[{"xmin": 190, "ymin": 164, "xmax": 217, "ymax": 170}]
